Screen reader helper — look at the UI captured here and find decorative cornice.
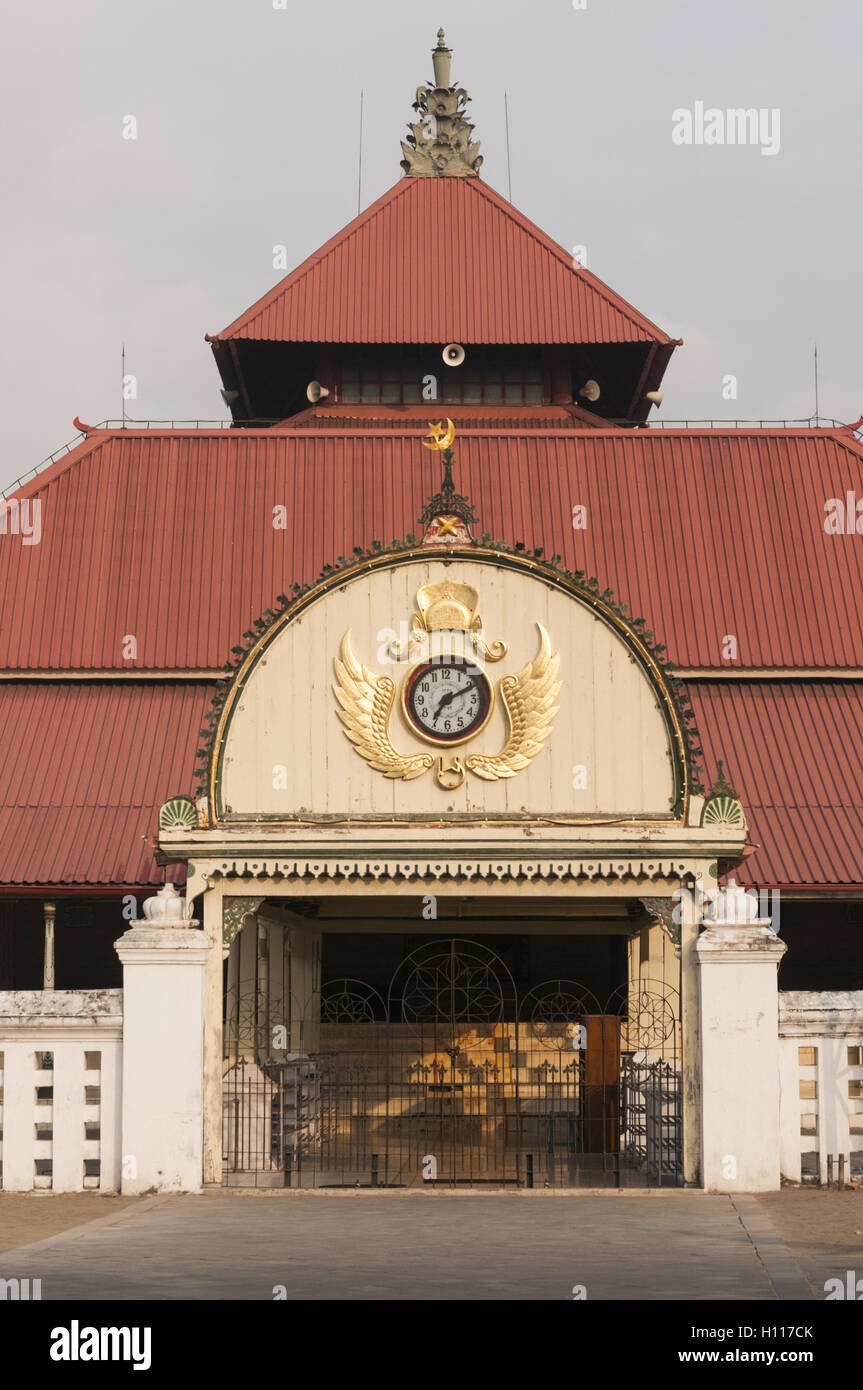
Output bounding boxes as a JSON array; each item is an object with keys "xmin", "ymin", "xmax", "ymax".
[
  {"xmin": 695, "ymin": 924, "xmax": 786, "ymax": 964},
  {"xmin": 779, "ymin": 991, "xmax": 863, "ymax": 1036},
  {"xmin": 0, "ymin": 1021, "xmax": 123, "ymax": 1042},
  {"xmin": 201, "ymin": 857, "xmax": 694, "ymax": 886},
  {"xmin": 114, "ymin": 928, "xmax": 211, "ymax": 966}
]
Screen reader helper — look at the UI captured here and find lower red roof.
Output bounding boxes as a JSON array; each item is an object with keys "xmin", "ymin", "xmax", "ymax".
[
  {"xmin": 0, "ymin": 678, "xmax": 860, "ymax": 890},
  {"xmin": 688, "ymin": 681, "xmax": 863, "ymax": 888},
  {"xmin": 0, "ymin": 683, "xmax": 208, "ymax": 886}
]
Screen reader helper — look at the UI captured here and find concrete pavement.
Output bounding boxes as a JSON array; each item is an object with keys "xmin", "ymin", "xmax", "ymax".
[{"xmin": 0, "ymin": 1190, "xmax": 815, "ymax": 1300}]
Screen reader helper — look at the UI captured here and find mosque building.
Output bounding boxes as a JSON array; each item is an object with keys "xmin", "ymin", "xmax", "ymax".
[{"xmin": 1, "ymin": 32, "xmax": 861, "ymax": 1194}]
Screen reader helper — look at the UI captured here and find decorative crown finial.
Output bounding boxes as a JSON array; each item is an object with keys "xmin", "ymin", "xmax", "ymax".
[{"xmin": 400, "ymin": 31, "xmax": 482, "ymax": 178}]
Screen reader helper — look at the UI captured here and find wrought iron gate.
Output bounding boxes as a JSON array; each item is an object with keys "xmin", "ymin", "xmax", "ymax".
[{"xmin": 222, "ymin": 938, "xmax": 682, "ymax": 1188}]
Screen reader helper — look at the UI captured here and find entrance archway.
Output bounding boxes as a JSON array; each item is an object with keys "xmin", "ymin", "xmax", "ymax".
[{"xmin": 221, "ymin": 931, "xmax": 681, "ymax": 1189}]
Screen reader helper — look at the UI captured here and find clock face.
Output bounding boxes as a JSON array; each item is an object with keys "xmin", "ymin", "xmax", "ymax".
[{"xmin": 402, "ymin": 657, "xmax": 493, "ymax": 745}]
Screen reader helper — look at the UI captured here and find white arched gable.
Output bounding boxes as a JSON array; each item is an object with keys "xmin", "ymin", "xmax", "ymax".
[{"xmin": 215, "ymin": 552, "xmax": 684, "ymax": 824}]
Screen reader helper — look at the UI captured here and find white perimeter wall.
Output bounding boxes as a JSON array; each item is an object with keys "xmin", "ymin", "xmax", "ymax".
[
  {"xmin": 779, "ymin": 991, "xmax": 863, "ymax": 1184},
  {"xmin": 3, "ymin": 985, "xmax": 863, "ymax": 1191},
  {"xmin": 0, "ymin": 990, "xmax": 122, "ymax": 1192}
]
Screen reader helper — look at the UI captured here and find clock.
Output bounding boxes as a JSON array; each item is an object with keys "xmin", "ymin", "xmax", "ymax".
[{"xmin": 401, "ymin": 657, "xmax": 494, "ymax": 745}]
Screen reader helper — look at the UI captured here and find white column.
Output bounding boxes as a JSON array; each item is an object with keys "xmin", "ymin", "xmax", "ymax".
[
  {"xmin": 288, "ymin": 928, "xmax": 321, "ymax": 1054},
  {"xmin": 50, "ymin": 1043, "xmax": 84, "ymax": 1192},
  {"xmin": 696, "ymin": 881, "xmax": 786, "ymax": 1192},
  {"xmin": 201, "ymin": 890, "xmax": 224, "ymax": 1187},
  {"xmin": 98, "ymin": 1035, "xmax": 123, "ymax": 1192},
  {"xmin": 115, "ymin": 924, "xmax": 212, "ymax": 1194},
  {"xmin": 678, "ymin": 880, "xmax": 702, "ymax": 1186},
  {"xmin": 778, "ymin": 1032, "xmax": 803, "ymax": 1183},
  {"xmin": 42, "ymin": 901, "xmax": 56, "ymax": 990}
]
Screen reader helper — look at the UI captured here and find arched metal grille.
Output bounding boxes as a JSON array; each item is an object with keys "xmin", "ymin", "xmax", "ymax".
[
  {"xmin": 389, "ymin": 938, "xmax": 513, "ymax": 1044},
  {"xmin": 320, "ymin": 979, "xmax": 386, "ymax": 1024},
  {"xmin": 519, "ymin": 979, "xmax": 601, "ymax": 1050}
]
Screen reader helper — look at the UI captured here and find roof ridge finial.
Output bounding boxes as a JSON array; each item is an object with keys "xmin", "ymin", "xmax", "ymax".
[
  {"xmin": 419, "ymin": 420, "xmax": 478, "ymax": 544},
  {"xmin": 400, "ymin": 31, "xmax": 483, "ymax": 178}
]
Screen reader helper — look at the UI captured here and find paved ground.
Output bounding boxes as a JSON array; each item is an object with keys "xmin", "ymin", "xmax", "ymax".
[
  {"xmin": 758, "ymin": 1190, "xmax": 863, "ymax": 1297},
  {"xmin": 0, "ymin": 1192, "xmax": 136, "ymax": 1255},
  {"xmin": 0, "ymin": 1189, "xmax": 820, "ymax": 1300}
]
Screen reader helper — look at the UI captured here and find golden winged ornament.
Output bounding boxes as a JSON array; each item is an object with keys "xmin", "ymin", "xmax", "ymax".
[
  {"xmin": 333, "ymin": 631, "xmax": 434, "ymax": 780},
  {"xmin": 333, "ymin": 623, "xmax": 561, "ymax": 786},
  {"xmin": 465, "ymin": 624, "xmax": 561, "ymax": 780}
]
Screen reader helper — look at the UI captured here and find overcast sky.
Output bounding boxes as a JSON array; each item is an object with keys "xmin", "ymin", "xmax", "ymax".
[{"xmin": 1, "ymin": 0, "xmax": 861, "ymax": 490}]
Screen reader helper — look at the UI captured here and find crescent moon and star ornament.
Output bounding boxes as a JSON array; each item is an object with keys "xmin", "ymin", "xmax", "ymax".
[{"xmin": 421, "ymin": 418, "xmax": 456, "ymax": 452}]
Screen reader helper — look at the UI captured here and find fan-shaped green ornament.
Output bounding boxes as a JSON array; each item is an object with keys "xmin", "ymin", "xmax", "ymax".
[
  {"xmin": 158, "ymin": 796, "xmax": 197, "ymax": 830},
  {"xmin": 702, "ymin": 795, "xmax": 744, "ymax": 827}
]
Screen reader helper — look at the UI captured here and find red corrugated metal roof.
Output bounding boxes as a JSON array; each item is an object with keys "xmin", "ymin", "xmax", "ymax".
[
  {"xmin": 4, "ymin": 423, "xmax": 863, "ymax": 671},
  {"xmin": 1, "ymin": 678, "xmax": 858, "ymax": 889},
  {"xmin": 213, "ymin": 178, "xmax": 675, "ymax": 346},
  {"xmin": 0, "ymin": 684, "xmax": 209, "ymax": 885},
  {"xmin": 5, "ymin": 422, "xmax": 863, "ymax": 889},
  {"xmin": 689, "ymin": 681, "xmax": 863, "ymax": 888}
]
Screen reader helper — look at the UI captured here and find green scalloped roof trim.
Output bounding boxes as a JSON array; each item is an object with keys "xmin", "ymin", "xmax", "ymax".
[{"xmin": 191, "ymin": 536, "xmax": 705, "ymax": 812}]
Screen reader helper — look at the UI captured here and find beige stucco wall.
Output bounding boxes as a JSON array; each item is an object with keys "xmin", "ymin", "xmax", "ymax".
[{"xmin": 220, "ymin": 556, "xmax": 677, "ymax": 819}]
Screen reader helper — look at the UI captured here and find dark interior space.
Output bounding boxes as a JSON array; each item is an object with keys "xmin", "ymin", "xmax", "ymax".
[
  {"xmin": 0, "ymin": 899, "xmax": 42, "ymax": 989},
  {"xmin": 3, "ymin": 897, "xmax": 860, "ymax": 994},
  {"xmin": 321, "ymin": 931, "xmax": 627, "ymax": 1017},
  {"xmin": 0, "ymin": 898, "xmax": 126, "ymax": 990},
  {"xmin": 776, "ymin": 900, "xmax": 863, "ymax": 990}
]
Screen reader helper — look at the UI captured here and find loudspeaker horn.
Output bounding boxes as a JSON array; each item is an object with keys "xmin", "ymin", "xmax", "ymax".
[
  {"xmin": 306, "ymin": 380, "xmax": 330, "ymax": 404},
  {"xmin": 577, "ymin": 379, "xmax": 601, "ymax": 403},
  {"xmin": 645, "ymin": 390, "xmax": 663, "ymax": 406},
  {"xmin": 442, "ymin": 343, "xmax": 466, "ymax": 367}
]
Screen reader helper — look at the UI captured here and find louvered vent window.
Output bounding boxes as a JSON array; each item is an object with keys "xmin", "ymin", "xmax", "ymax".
[{"xmin": 340, "ymin": 353, "xmax": 542, "ymax": 405}]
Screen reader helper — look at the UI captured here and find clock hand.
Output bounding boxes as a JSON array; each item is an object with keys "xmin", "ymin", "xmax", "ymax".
[{"xmin": 433, "ymin": 687, "xmax": 461, "ymax": 723}]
